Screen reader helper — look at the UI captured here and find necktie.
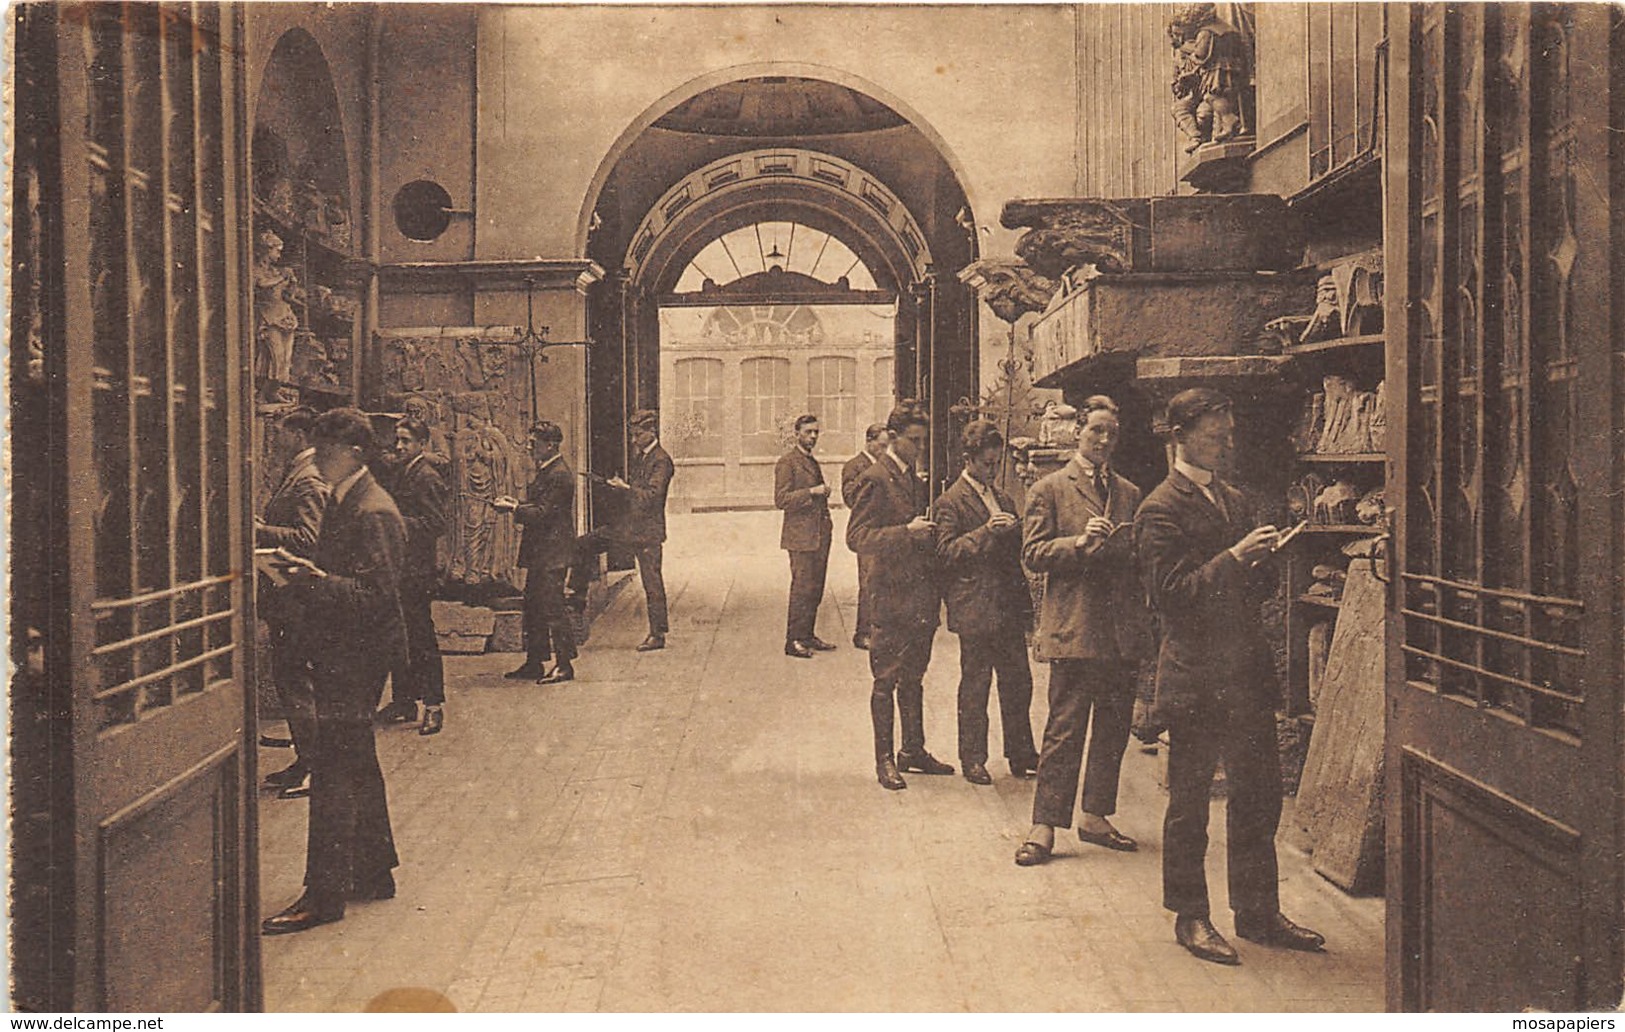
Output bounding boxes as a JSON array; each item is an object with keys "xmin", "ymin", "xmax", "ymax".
[
  {"xmin": 1093, "ymin": 467, "xmax": 1108, "ymax": 504},
  {"xmin": 1207, "ymin": 478, "xmax": 1230, "ymax": 522}
]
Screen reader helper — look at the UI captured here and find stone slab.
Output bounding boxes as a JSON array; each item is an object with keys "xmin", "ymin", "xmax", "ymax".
[
  {"xmin": 1294, "ymin": 555, "xmax": 1387, "ymax": 893},
  {"xmin": 486, "ymin": 610, "xmax": 526, "ymax": 653},
  {"xmin": 433, "ymin": 600, "xmax": 496, "ymax": 655}
]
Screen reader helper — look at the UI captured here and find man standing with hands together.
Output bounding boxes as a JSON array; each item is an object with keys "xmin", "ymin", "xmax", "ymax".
[{"xmin": 775, "ymin": 414, "xmax": 836, "ymax": 659}]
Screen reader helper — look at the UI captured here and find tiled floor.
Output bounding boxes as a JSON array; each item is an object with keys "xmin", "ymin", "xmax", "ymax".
[{"xmin": 258, "ymin": 509, "xmax": 1385, "ymax": 1012}]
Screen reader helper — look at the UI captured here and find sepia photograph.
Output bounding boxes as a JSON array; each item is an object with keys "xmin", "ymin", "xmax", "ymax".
[{"xmin": 6, "ymin": 0, "xmax": 1623, "ymax": 1013}]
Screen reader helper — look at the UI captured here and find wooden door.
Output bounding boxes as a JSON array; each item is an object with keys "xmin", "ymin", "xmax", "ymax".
[
  {"xmin": 13, "ymin": 3, "xmax": 261, "ymax": 1010},
  {"xmin": 1384, "ymin": 3, "xmax": 1622, "ymax": 1011}
]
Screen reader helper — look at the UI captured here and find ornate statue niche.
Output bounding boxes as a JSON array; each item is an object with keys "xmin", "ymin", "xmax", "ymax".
[{"xmin": 1167, "ymin": 3, "xmax": 1253, "ymax": 153}]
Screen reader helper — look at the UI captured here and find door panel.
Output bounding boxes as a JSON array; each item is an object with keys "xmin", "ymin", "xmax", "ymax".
[
  {"xmin": 36, "ymin": 2, "xmax": 259, "ymax": 1010},
  {"xmin": 1385, "ymin": 3, "xmax": 1621, "ymax": 1011}
]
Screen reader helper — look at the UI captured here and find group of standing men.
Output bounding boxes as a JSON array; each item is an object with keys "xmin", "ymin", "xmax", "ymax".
[
  {"xmin": 254, "ymin": 405, "xmax": 675, "ymax": 936},
  {"xmin": 774, "ymin": 389, "xmax": 1326, "ymax": 967}
]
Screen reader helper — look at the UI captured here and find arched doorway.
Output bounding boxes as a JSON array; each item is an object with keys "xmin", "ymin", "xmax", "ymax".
[{"xmin": 581, "ymin": 75, "xmax": 979, "ymax": 512}]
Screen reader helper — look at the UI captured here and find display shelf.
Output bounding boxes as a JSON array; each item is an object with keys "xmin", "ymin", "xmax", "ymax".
[
  {"xmin": 1295, "ymin": 593, "xmax": 1343, "ymax": 610},
  {"xmin": 1297, "ymin": 452, "xmax": 1386, "ymax": 464},
  {"xmin": 1302, "ymin": 523, "xmax": 1383, "ymax": 535},
  {"xmin": 1283, "ymin": 332, "xmax": 1384, "ymax": 356}
]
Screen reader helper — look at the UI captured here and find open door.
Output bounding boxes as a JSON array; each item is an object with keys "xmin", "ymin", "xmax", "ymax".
[
  {"xmin": 1384, "ymin": 4, "xmax": 1622, "ymax": 1011},
  {"xmin": 10, "ymin": 3, "xmax": 260, "ymax": 1010}
]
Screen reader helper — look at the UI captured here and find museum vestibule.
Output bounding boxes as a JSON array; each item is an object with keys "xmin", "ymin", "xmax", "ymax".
[{"xmin": 8, "ymin": 1, "xmax": 1625, "ymax": 1012}]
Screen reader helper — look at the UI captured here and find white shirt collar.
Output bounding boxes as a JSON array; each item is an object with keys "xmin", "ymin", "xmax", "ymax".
[
  {"xmin": 292, "ymin": 447, "xmax": 316, "ymax": 464},
  {"xmin": 885, "ymin": 445, "xmax": 911, "ymax": 476},
  {"xmin": 960, "ymin": 468, "xmax": 1003, "ymax": 513},
  {"xmin": 1174, "ymin": 455, "xmax": 1215, "ymax": 488},
  {"xmin": 797, "ymin": 444, "xmax": 816, "ymax": 459},
  {"xmin": 1072, "ymin": 454, "xmax": 1109, "ymax": 479},
  {"xmin": 641, "ymin": 438, "xmax": 659, "ymax": 457},
  {"xmin": 331, "ymin": 465, "xmax": 368, "ymax": 506},
  {"xmin": 537, "ymin": 453, "xmax": 561, "ymax": 471}
]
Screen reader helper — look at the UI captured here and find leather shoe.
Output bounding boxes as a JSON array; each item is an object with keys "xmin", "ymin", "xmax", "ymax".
[
  {"xmin": 876, "ymin": 756, "xmax": 907, "ymax": 790},
  {"xmin": 350, "ymin": 871, "xmax": 396, "ymax": 901},
  {"xmin": 418, "ymin": 706, "xmax": 443, "ymax": 736},
  {"xmin": 636, "ymin": 635, "xmax": 666, "ymax": 652},
  {"xmin": 262, "ymin": 894, "xmax": 343, "ymax": 935},
  {"xmin": 896, "ymin": 750, "xmax": 954, "ymax": 776},
  {"xmin": 851, "ymin": 633, "xmax": 870, "ymax": 650},
  {"xmin": 375, "ymin": 699, "xmax": 417, "ymax": 724},
  {"xmin": 1175, "ymin": 914, "xmax": 1240, "ymax": 965},
  {"xmin": 263, "ymin": 762, "xmax": 306, "ymax": 789},
  {"xmin": 784, "ymin": 640, "xmax": 814, "ymax": 659},
  {"xmin": 276, "ymin": 772, "xmax": 311, "ymax": 800},
  {"xmin": 1010, "ymin": 758, "xmax": 1039, "ymax": 779},
  {"xmin": 1014, "ymin": 840, "xmax": 1052, "ymax": 867},
  {"xmin": 804, "ymin": 636, "xmax": 837, "ymax": 651},
  {"xmin": 505, "ymin": 663, "xmax": 544, "ymax": 680},
  {"xmin": 1234, "ymin": 911, "xmax": 1326, "ymax": 952},
  {"xmin": 963, "ymin": 761, "xmax": 993, "ymax": 785},
  {"xmin": 1077, "ymin": 826, "xmax": 1139, "ymax": 852},
  {"xmin": 539, "ymin": 664, "xmax": 575, "ymax": 683}
]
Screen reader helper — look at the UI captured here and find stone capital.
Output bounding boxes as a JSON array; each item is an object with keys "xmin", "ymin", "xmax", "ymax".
[{"xmin": 957, "ymin": 259, "xmax": 1059, "ymax": 324}]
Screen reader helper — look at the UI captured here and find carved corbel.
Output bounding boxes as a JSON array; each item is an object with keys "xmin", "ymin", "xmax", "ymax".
[
  {"xmin": 1000, "ymin": 198, "xmax": 1140, "ymax": 280},
  {"xmin": 958, "ymin": 259, "xmax": 1059, "ymax": 325}
]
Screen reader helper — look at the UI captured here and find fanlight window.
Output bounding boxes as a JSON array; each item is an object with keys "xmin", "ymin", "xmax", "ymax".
[{"xmin": 675, "ymin": 222, "xmax": 878, "ymax": 293}]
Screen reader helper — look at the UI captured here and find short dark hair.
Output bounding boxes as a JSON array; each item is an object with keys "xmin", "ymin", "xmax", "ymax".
[
  {"xmin": 886, "ymin": 399, "xmax": 929, "ymax": 436},
  {"xmin": 1165, "ymin": 388, "xmax": 1232, "ymax": 433},
  {"xmin": 628, "ymin": 409, "xmax": 659, "ymax": 432},
  {"xmin": 1080, "ymin": 394, "xmax": 1120, "ymax": 417},
  {"xmin": 794, "ymin": 414, "xmax": 820, "ymax": 431},
  {"xmin": 397, "ymin": 417, "xmax": 431, "ymax": 444},
  {"xmin": 530, "ymin": 420, "xmax": 563, "ymax": 444},
  {"xmin": 278, "ymin": 405, "xmax": 319, "ymax": 436},
  {"xmin": 960, "ymin": 418, "xmax": 1004, "ymax": 454},
  {"xmin": 310, "ymin": 407, "xmax": 374, "ymax": 450},
  {"xmin": 864, "ymin": 423, "xmax": 888, "ymax": 443}
]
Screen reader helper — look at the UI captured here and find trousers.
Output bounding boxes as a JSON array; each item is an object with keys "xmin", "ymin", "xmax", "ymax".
[
  {"xmin": 570, "ymin": 531, "xmax": 668, "ymax": 635},
  {"xmin": 268, "ymin": 620, "xmax": 317, "ymax": 765},
  {"xmin": 395, "ymin": 579, "xmax": 444, "ymax": 706},
  {"xmin": 868, "ymin": 623, "xmax": 936, "ymax": 760},
  {"xmin": 1031, "ymin": 659, "xmax": 1135, "ymax": 827},
  {"xmin": 785, "ymin": 545, "xmax": 830, "ymax": 643},
  {"xmin": 955, "ymin": 630, "xmax": 1037, "ymax": 767},
  {"xmin": 522, "ymin": 566, "xmax": 576, "ymax": 665},
  {"xmin": 305, "ymin": 664, "xmax": 398, "ymax": 906},
  {"xmin": 1162, "ymin": 699, "xmax": 1283, "ymax": 919}
]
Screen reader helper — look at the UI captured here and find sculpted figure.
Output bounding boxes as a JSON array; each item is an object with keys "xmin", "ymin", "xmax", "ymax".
[
  {"xmin": 1167, "ymin": 4, "xmax": 1251, "ymax": 149},
  {"xmin": 254, "ymin": 230, "xmax": 301, "ymax": 386}
]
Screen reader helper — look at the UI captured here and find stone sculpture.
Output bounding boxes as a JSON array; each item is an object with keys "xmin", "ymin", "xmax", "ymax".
[
  {"xmin": 1036, "ymin": 401, "xmax": 1080, "ymax": 449},
  {"xmin": 253, "ymin": 229, "xmax": 301, "ymax": 390},
  {"xmin": 1167, "ymin": 3, "xmax": 1252, "ymax": 151},
  {"xmin": 1314, "ymin": 480, "xmax": 1361, "ymax": 525}
]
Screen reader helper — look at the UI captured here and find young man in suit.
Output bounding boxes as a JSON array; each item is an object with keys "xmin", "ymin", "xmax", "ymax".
[
  {"xmin": 255, "ymin": 406, "xmax": 329, "ymax": 798},
  {"xmin": 933, "ymin": 420, "xmax": 1039, "ymax": 786},
  {"xmin": 775, "ymin": 414, "xmax": 836, "ymax": 659},
  {"xmin": 569, "ymin": 409, "xmax": 675, "ymax": 651},
  {"xmin": 1135, "ymin": 387, "xmax": 1325, "ymax": 965},
  {"xmin": 497, "ymin": 421, "xmax": 578, "ymax": 684},
  {"xmin": 841, "ymin": 424, "xmax": 891, "ymax": 650},
  {"xmin": 1014, "ymin": 396, "xmax": 1154, "ymax": 866},
  {"xmin": 847, "ymin": 400, "xmax": 954, "ymax": 790},
  {"xmin": 263, "ymin": 408, "xmax": 405, "ymax": 935},
  {"xmin": 376, "ymin": 417, "xmax": 451, "ymax": 735}
]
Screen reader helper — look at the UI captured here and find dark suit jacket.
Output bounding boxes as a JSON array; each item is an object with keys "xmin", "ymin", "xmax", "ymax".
[
  {"xmin": 774, "ymin": 447, "xmax": 833, "ymax": 552},
  {"xmin": 389, "ymin": 454, "xmax": 449, "ymax": 588},
  {"xmin": 614, "ymin": 443, "xmax": 674, "ymax": 546},
  {"xmin": 841, "ymin": 450, "xmax": 876, "ymax": 509},
  {"xmin": 294, "ymin": 469, "xmax": 409, "ymax": 717},
  {"xmin": 1022, "ymin": 460, "xmax": 1154, "ymax": 663},
  {"xmin": 933, "ymin": 473, "xmax": 1032, "ymax": 638},
  {"xmin": 258, "ymin": 450, "xmax": 329, "ymax": 559},
  {"xmin": 1134, "ymin": 469, "xmax": 1278, "ymax": 721},
  {"xmin": 516, "ymin": 455, "xmax": 576, "ymax": 571},
  {"xmin": 846, "ymin": 453, "xmax": 939, "ymax": 631}
]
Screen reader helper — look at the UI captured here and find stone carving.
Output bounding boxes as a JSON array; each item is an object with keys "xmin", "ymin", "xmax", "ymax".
[
  {"xmin": 1036, "ymin": 401, "xmax": 1079, "ymax": 449},
  {"xmin": 1167, "ymin": 3, "xmax": 1252, "ymax": 152},
  {"xmin": 378, "ymin": 331, "xmax": 537, "ymax": 594},
  {"xmin": 1356, "ymin": 485, "xmax": 1385, "ymax": 526},
  {"xmin": 1314, "ymin": 480, "xmax": 1361, "ymax": 525},
  {"xmin": 1302, "ymin": 274, "xmax": 1343, "ymax": 344},
  {"xmin": 959, "ymin": 259, "xmax": 1059, "ymax": 323},
  {"xmin": 1368, "ymin": 380, "xmax": 1386, "ymax": 451},
  {"xmin": 253, "ymin": 229, "xmax": 302, "ymax": 390},
  {"xmin": 1300, "ymin": 375, "xmax": 1384, "ymax": 455},
  {"xmin": 1001, "ymin": 198, "xmax": 1138, "ymax": 280},
  {"xmin": 1332, "ymin": 254, "xmax": 1384, "ymax": 336}
]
